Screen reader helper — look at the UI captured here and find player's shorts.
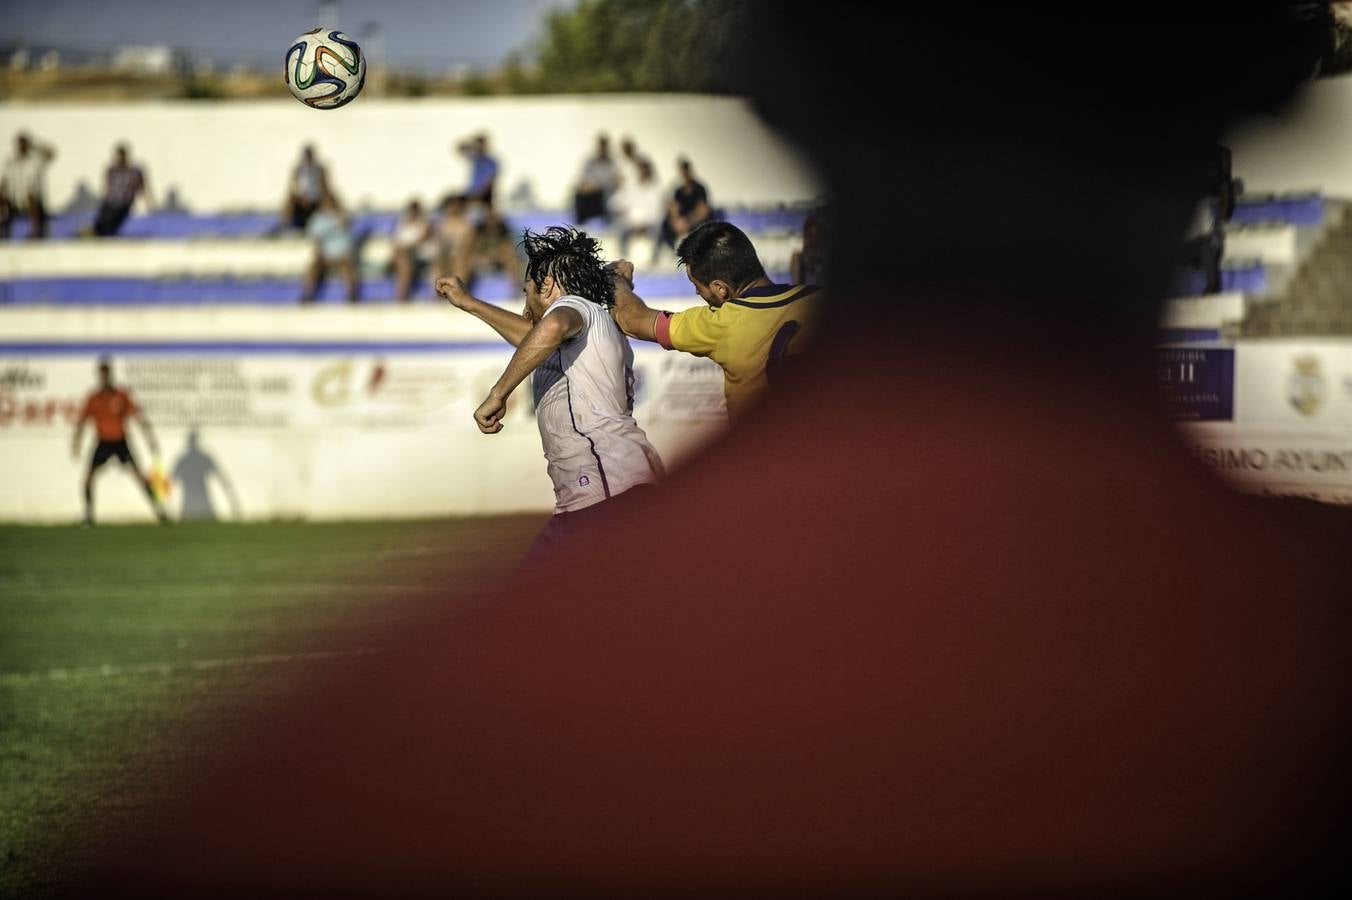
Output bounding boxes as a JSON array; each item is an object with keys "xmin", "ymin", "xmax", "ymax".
[
  {"xmin": 91, "ymin": 439, "xmax": 136, "ymax": 469},
  {"xmin": 519, "ymin": 484, "xmax": 654, "ymax": 573}
]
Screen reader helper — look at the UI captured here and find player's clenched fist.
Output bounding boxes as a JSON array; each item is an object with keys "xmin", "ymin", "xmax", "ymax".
[
  {"xmin": 474, "ymin": 394, "xmax": 506, "ymax": 434},
  {"xmin": 436, "ymin": 276, "xmax": 471, "ymax": 309},
  {"xmin": 606, "ymin": 260, "xmax": 635, "ymax": 288}
]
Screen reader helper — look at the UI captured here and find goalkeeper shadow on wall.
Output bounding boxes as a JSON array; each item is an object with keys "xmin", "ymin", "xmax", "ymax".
[{"xmin": 168, "ymin": 428, "xmax": 240, "ymax": 521}]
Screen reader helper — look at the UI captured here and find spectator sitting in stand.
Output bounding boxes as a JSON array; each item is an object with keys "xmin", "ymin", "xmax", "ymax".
[
  {"xmin": 301, "ymin": 192, "xmax": 359, "ymax": 304},
  {"xmin": 464, "ymin": 201, "xmax": 522, "ymax": 291},
  {"xmin": 86, "ymin": 143, "xmax": 154, "ymax": 237},
  {"xmin": 390, "ymin": 199, "xmax": 434, "ymax": 302},
  {"xmin": 1178, "ymin": 146, "xmax": 1237, "ymax": 296},
  {"xmin": 612, "ymin": 157, "xmax": 665, "ymax": 259},
  {"xmin": 573, "ymin": 133, "xmax": 621, "ymax": 226},
  {"xmin": 655, "ymin": 157, "xmax": 713, "ymax": 264},
  {"xmin": 433, "ymin": 194, "xmax": 476, "ymax": 283},
  {"xmin": 790, "ymin": 205, "xmax": 830, "ymax": 286},
  {"xmin": 620, "ymin": 136, "xmax": 652, "ymax": 180},
  {"xmin": 1, "ymin": 132, "xmax": 57, "ymax": 240},
  {"xmin": 282, "ymin": 145, "xmax": 330, "ymax": 232}
]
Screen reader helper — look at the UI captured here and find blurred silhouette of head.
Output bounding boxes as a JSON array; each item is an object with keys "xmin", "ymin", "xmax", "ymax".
[{"xmin": 724, "ymin": 5, "xmax": 1329, "ymax": 359}]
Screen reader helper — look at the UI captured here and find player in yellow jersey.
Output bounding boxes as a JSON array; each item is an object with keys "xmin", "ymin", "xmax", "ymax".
[{"xmin": 609, "ymin": 221, "xmax": 824, "ymax": 422}]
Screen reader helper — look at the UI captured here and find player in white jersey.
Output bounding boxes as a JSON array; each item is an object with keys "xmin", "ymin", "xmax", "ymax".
[{"xmin": 436, "ymin": 226, "xmax": 664, "ymax": 567}]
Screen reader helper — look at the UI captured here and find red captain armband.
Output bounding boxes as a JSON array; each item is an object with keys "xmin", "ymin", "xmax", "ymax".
[{"xmin": 654, "ymin": 311, "xmax": 675, "ymax": 350}]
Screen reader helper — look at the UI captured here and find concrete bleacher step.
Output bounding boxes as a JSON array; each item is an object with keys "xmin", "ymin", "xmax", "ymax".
[
  {"xmin": 0, "ymin": 268, "xmax": 794, "ymax": 306},
  {"xmin": 2, "ymin": 207, "xmax": 811, "ymax": 244},
  {"xmin": 1238, "ymin": 195, "xmax": 1352, "ymax": 337}
]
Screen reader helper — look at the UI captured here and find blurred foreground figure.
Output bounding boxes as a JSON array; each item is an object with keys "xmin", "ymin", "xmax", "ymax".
[{"xmin": 93, "ymin": 5, "xmax": 1351, "ymax": 897}]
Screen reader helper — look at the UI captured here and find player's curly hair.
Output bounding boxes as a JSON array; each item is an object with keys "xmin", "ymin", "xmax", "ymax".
[{"xmin": 520, "ymin": 226, "xmax": 615, "ymax": 309}]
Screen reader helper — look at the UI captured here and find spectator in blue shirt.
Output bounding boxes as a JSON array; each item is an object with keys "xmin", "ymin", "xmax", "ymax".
[
  {"xmin": 300, "ymin": 192, "xmax": 359, "ymax": 303},
  {"xmin": 456, "ymin": 134, "xmax": 499, "ymax": 208}
]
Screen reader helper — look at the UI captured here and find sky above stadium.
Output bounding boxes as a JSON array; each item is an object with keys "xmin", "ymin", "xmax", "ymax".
[{"xmin": 0, "ymin": 0, "xmax": 578, "ymax": 72}]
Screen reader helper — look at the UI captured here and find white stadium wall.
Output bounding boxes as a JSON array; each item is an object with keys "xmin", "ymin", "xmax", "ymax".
[
  {"xmin": 0, "ymin": 303, "xmax": 727, "ymax": 524},
  {"xmin": 1226, "ymin": 73, "xmax": 1352, "ymax": 197},
  {"xmin": 0, "ymin": 95, "xmax": 824, "ymax": 213},
  {"xmin": 0, "ymin": 232, "xmax": 808, "ymax": 279}
]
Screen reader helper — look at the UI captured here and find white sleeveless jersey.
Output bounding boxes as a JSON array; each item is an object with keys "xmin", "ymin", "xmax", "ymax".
[{"xmin": 532, "ymin": 295, "xmax": 665, "ymax": 513}]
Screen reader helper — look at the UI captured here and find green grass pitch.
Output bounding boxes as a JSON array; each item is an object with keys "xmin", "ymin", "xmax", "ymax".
[{"xmin": 0, "ymin": 515, "xmax": 544, "ymax": 898}]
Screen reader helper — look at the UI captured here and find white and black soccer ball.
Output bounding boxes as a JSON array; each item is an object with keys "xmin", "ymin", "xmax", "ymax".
[{"xmin": 285, "ymin": 29, "xmax": 366, "ymax": 110}]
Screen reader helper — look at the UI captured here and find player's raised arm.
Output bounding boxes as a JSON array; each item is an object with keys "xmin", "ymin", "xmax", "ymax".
[
  {"xmin": 607, "ymin": 260, "xmax": 663, "ymax": 343},
  {"xmin": 474, "ymin": 306, "xmax": 584, "ymax": 434},
  {"xmin": 436, "ymin": 275, "xmax": 535, "ymax": 348}
]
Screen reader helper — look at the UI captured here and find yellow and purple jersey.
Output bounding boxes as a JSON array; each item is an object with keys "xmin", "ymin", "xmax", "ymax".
[{"xmin": 656, "ymin": 283, "xmax": 824, "ymax": 421}]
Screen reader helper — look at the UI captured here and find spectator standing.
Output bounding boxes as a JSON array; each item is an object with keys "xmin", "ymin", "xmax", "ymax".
[
  {"xmin": 456, "ymin": 134, "xmax": 499, "ymax": 208},
  {"xmin": 573, "ymin": 134, "xmax": 621, "ymax": 226},
  {"xmin": 1, "ymin": 132, "xmax": 56, "ymax": 239},
  {"xmin": 90, "ymin": 143, "xmax": 154, "ymax": 237}
]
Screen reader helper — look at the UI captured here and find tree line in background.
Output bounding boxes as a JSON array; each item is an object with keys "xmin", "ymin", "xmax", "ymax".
[
  {"xmin": 493, "ymin": 0, "xmax": 748, "ymax": 95},
  {"xmin": 6, "ymin": 2, "xmax": 1352, "ymax": 101},
  {"xmin": 0, "ymin": 0, "xmax": 749, "ymax": 101}
]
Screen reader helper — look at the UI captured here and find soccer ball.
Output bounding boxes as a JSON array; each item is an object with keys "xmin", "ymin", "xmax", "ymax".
[{"xmin": 285, "ymin": 29, "xmax": 366, "ymax": 109}]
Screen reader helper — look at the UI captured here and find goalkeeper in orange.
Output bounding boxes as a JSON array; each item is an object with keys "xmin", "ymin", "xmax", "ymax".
[{"xmin": 71, "ymin": 357, "xmax": 169, "ymax": 526}]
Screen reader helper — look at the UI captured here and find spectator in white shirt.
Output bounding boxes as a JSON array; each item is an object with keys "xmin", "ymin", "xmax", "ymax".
[
  {"xmin": 612, "ymin": 157, "xmax": 665, "ymax": 258},
  {"xmin": 573, "ymin": 134, "xmax": 620, "ymax": 226},
  {"xmin": 390, "ymin": 199, "xmax": 434, "ymax": 302},
  {"xmin": 1, "ymin": 132, "xmax": 56, "ymax": 239},
  {"xmin": 282, "ymin": 145, "xmax": 330, "ymax": 232}
]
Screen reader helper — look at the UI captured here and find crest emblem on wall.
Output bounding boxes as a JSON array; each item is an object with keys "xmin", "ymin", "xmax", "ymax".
[{"xmin": 1287, "ymin": 355, "xmax": 1325, "ymax": 417}]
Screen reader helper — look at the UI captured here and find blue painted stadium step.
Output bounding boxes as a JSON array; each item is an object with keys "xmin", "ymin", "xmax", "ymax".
[
  {"xmin": 3, "ymin": 207, "xmax": 810, "ymax": 242},
  {"xmin": 1167, "ymin": 261, "xmax": 1267, "ymax": 298},
  {"xmin": 1229, "ymin": 193, "xmax": 1325, "ymax": 227},
  {"xmin": 0, "ymin": 270, "xmax": 788, "ymax": 305}
]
